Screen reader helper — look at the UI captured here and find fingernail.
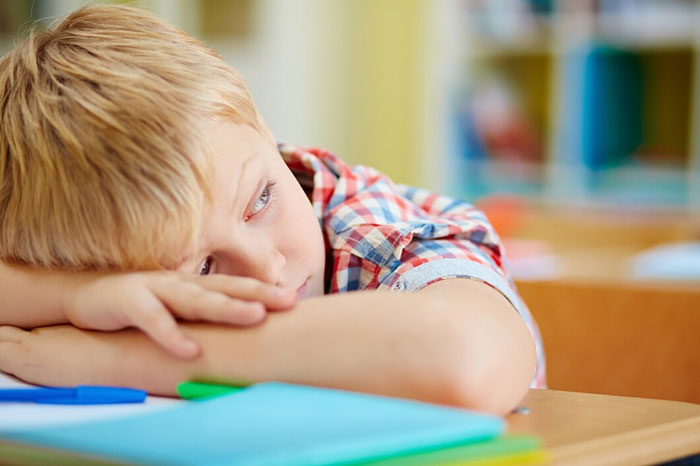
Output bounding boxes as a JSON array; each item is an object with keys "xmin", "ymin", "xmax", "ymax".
[
  {"xmin": 248, "ymin": 302, "xmax": 265, "ymax": 313},
  {"xmin": 181, "ymin": 339, "xmax": 199, "ymax": 356},
  {"xmin": 239, "ymin": 303, "xmax": 265, "ymax": 324},
  {"xmin": 272, "ymin": 287, "xmax": 295, "ymax": 299}
]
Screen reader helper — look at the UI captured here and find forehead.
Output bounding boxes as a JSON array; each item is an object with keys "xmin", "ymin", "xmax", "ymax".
[
  {"xmin": 207, "ymin": 121, "xmax": 255, "ymax": 156},
  {"xmin": 199, "ymin": 123, "xmax": 254, "ymax": 189},
  {"xmin": 205, "ymin": 122, "xmax": 269, "ymax": 186},
  {"xmin": 205, "ymin": 121, "xmax": 277, "ymax": 168}
]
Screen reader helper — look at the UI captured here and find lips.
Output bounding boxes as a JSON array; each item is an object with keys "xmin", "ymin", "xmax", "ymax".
[{"xmin": 296, "ymin": 281, "xmax": 308, "ymax": 300}]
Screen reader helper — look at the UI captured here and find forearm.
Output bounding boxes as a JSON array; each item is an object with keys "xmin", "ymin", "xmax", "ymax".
[
  {"xmin": 63, "ymin": 292, "xmax": 466, "ymax": 400},
  {"xmin": 186, "ymin": 292, "xmax": 467, "ymax": 403},
  {"xmin": 0, "ymin": 261, "xmax": 78, "ymax": 327},
  {"xmin": 86, "ymin": 285, "xmax": 534, "ymax": 413},
  {"xmin": 1, "ymin": 282, "xmax": 536, "ymax": 414}
]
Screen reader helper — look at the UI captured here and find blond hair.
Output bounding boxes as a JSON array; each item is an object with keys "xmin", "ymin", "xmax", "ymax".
[{"xmin": 0, "ymin": 4, "xmax": 265, "ymax": 271}]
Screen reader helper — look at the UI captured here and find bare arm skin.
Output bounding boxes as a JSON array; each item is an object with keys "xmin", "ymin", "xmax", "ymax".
[
  {"xmin": 0, "ymin": 279, "xmax": 536, "ymax": 415},
  {"xmin": 0, "ymin": 261, "xmax": 79, "ymax": 328}
]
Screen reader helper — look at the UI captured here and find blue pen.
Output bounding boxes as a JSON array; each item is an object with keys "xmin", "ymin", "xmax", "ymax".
[{"xmin": 0, "ymin": 385, "xmax": 147, "ymax": 405}]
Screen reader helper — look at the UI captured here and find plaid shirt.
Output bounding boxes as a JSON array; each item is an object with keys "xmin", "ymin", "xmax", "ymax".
[{"xmin": 280, "ymin": 144, "xmax": 546, "ymax": 388}]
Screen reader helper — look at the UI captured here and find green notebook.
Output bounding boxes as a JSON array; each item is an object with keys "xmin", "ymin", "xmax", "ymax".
[{"xmin": 358, "ymin": 435, "xmax": 544, "ymax": 465}]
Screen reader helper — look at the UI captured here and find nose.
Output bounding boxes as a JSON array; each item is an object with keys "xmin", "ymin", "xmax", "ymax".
[{"xmin": 221, "ymin": 236, "xmax": 286, "ymax": 285}]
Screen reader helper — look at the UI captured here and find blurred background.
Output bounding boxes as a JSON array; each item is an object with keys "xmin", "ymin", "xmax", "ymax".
[
  {"xmin": 3, "ymin": 0, "xmax": 699, "ymax": 282},
  {"xmin": 1, "ymin": 0, "xmax": 699, "ymax": 403}
]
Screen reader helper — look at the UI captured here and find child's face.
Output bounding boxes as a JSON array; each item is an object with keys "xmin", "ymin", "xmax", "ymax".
[{"xmin": 177, "ymin": 122, "xmax": 326, "ymax": 300}]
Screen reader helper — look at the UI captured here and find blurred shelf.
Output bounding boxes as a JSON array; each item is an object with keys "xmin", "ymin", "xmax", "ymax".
[{"xmin": 440, "ymin": 0, "xmax": 700, "ymax": 209}]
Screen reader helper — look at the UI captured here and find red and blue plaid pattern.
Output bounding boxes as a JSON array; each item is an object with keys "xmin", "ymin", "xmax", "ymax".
[{"xmin": 280, "ymin": 144, "xmax": 546, "ymax": 388}]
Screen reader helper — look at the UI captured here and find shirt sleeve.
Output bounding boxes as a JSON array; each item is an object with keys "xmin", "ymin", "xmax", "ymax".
[
  {"xmin": 377, "ymin": 235, "xmax": 547, "ymax": 390},
  {"xmin": 320, "ymin": 161, "xmax": 546, "ymax": 388},
  {"xmin": 383, "ymin": 245, "xmax": 520, "ymax": 301}
]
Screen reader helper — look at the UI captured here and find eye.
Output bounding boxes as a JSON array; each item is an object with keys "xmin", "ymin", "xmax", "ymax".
[
  {"xmin": 247, "ymin": 180, "xmax": 277, "ymax": 220},
  {"xmin": 198, "ymin": 256, "xmax": 215, "ymax": 275}
]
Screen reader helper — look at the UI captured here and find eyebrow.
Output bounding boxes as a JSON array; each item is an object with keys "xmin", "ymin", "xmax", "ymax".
[{"xmin": 231, "ymin": 153, "xmax": 258, "ymax": 215}]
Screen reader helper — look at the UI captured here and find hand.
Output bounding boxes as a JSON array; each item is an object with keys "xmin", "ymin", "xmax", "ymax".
[
  {"xmin": 0, "ymin": 325, "xmax": 121, "ymax": 388},
  {"xmin": 0, "ymin": 325, "xmax": 197, "ymax": 393},
  {"xmin": 62, "ymin": 272, "xmax": 297, "ymax": 359}
]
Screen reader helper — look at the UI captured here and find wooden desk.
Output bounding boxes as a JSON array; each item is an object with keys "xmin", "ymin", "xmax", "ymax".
[
  {"xmin": 2, "ymin": 389, "xmax": 699, "ymax": 465},
  {"xmin": 508, "ymin": 389, "xmax": 700, "ymax": 465}
]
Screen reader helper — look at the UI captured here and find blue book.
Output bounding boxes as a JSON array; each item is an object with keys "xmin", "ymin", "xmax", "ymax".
[
  {"xmin": 0, "ymin": 382, "xmax": 504, "ymax": 466},
  {"xmin": 562, "ymin": 42, "xmax": 643, "ymax": 172}
]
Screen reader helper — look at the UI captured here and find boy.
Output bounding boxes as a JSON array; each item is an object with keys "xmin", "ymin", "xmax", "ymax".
[{"xmin": 0, "ymin": 5, "xmax": 543, "ymax": 415}]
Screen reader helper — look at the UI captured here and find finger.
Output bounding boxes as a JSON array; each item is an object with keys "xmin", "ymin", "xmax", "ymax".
[
  {"xmin": 124, "ymin": 293, "xmax": 200, "ymax": 359},
  {"xmin": 0, "ymin": 341, "xmax": 19, "ymax": 375},
  {"xmin": 0, "ymin": 325, "xmax": 29, "ymax": 343},
  {"xmin": 151, "ymin": 280, "xmax": 267, "ymax": 326},
  {"xmin": 177, "ymin": 274, "xmax": 297, "ymax": 310},
  {"xmin": 0, "ymin": 326, "xmax": 28, "ymax": 375}
]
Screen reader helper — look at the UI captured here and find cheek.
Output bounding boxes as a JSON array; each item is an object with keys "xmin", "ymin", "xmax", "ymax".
[{"xmin": 278, "ymin": 185, "xmax": 324, "ymax": 259}]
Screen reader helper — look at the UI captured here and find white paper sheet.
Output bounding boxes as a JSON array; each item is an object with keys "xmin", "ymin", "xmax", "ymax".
[{"xmin": 0, "ymin": 372, "xmax": 181, "ymax": 429}]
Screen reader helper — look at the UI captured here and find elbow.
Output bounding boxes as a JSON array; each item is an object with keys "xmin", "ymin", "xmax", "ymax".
[
  {"xmin": 447, "ymin": 345, "xmax": 535, "ymax": 416},
  {"xmin": 433, "ymin": 310, "xmax": 537, "ymax": 416}
]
